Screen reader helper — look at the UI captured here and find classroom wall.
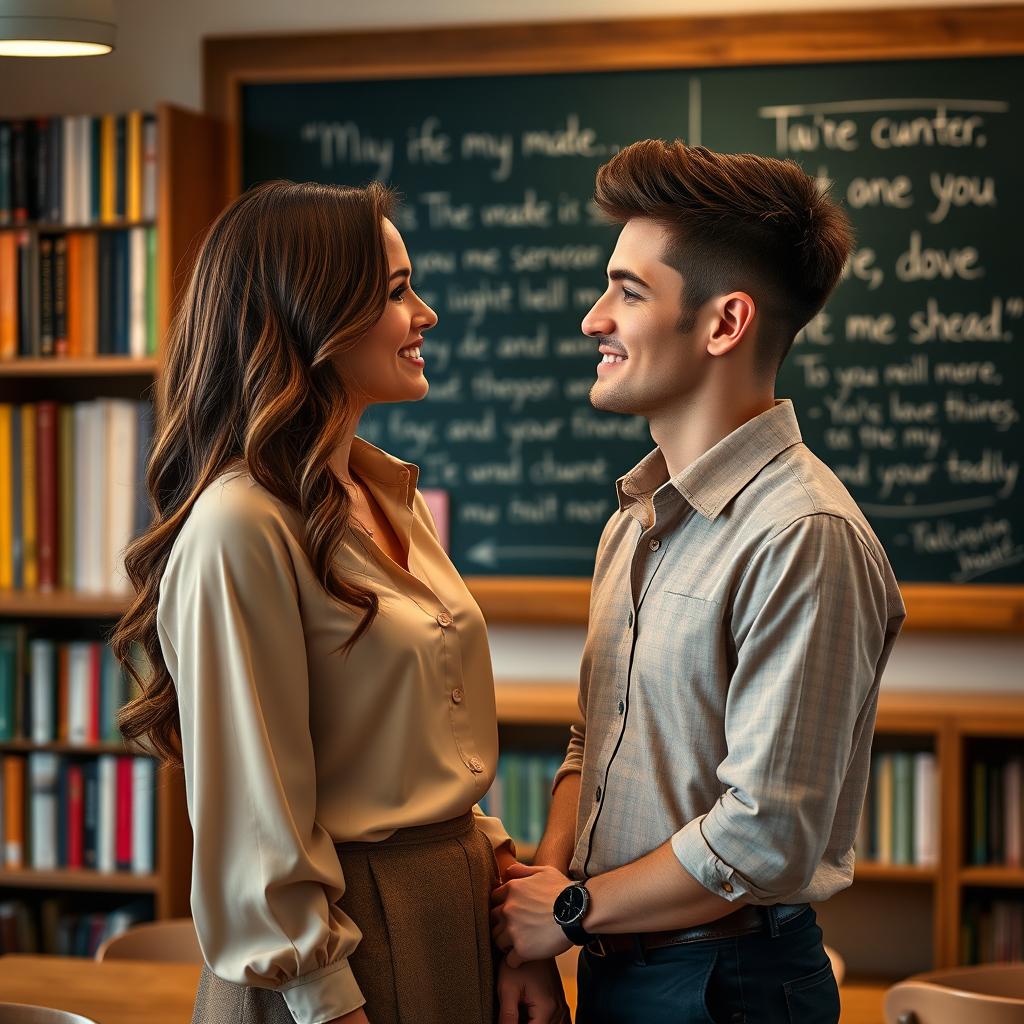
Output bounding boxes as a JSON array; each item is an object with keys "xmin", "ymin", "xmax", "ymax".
[{"xmin": 2, "ymin": 0, "xmax": 1021, "ymax": 691}]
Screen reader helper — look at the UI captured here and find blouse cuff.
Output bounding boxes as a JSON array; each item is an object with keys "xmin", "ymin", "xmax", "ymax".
[
  {"xmin": 473, "ymin": 806, "xmax": 517, "ymax": 860},
  {"xmin": 279, "ymin": 957, "xmax": 365, "ymax": 1024}
]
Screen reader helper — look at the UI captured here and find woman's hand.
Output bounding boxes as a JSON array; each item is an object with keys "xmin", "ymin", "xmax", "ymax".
[{"xmin": 497, "ymin": 957, "xmax": 570, "ymax": 1024}]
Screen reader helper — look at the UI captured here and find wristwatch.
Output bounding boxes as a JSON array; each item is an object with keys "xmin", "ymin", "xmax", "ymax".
[{"xmin": 553, "ymin": 881, "xmax": 595, "ymax": 945}]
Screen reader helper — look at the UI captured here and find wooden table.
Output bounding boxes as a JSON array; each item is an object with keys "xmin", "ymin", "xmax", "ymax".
[
  {"xmin": 0, "ymin": 954, "xmax": 887, "ymax": 1023},
  {"xmin": 0, "ymin": 956, "xmax": 201, "ymax": 1024}
]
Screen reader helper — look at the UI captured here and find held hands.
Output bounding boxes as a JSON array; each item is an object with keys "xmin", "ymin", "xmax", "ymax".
[
  {"xmin": 497, "ymin": 957, "xmax": 570, "ymax": 1024},
  {"xmin": 490, "ymin": 863, "xmax": 574, "ymax": 968}
]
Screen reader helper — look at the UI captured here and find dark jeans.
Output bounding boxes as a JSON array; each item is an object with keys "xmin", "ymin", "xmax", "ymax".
[{"xmin": 575, "ymin": 907, "xmax": 840, "ymax": 1024}]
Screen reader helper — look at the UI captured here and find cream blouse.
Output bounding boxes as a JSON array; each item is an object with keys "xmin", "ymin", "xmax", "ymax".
[{"xmin": 156, "ymin": 438, "xmax": 511, "ymax": 1024}]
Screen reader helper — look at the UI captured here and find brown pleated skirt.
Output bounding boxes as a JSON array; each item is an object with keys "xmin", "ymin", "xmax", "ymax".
[{"xmin": 192, "ymin": 812, "xmax": 499, "ymax": 1024}]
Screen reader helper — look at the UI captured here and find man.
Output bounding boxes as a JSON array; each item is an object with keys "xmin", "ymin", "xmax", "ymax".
[{"xmin": 491, "ymin": 140, "xmax": 906, "ymax": 1023}]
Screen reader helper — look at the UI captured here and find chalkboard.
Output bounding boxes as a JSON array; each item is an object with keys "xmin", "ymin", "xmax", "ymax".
[{"xmin": 224, "ymin": 15, "xmax": 1024, "ymax": 623}]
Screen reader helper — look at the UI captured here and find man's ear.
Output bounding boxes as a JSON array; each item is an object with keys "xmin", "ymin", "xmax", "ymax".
[{"xmin": 707, "ymin": 292, "xmax": 756, "ymax": 357}]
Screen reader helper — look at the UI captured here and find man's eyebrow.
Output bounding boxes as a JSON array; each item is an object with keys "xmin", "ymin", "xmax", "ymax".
[
  {"xmin": 389, "ymin": 268, "xmax": 411, "ymax": 281},
  {"xmin": 608, "ymin": 268, "xmax": 652, "ymax": 289}
]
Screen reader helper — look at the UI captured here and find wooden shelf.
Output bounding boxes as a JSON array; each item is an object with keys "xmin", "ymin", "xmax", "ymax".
[
  {"xmin": 0, "ymin": 357, "xmax": 158, "ymax": 378},
  {"xmin": 854, "ymin": 862, "xmax": 938, "ymax": 883},
  {"xmin": 0, "ymin": 740, "xmax": 130, "ymax": 755},
  {"xmin": 0, "ymin": 591, "xmax": 130, "ymax": 618},
  {"xmin": 0, "ymin": 221, "xmax": 156, "ymax": 233},
  {"xmin": 0, "ymin": 868, "xmax": 159, "ymax": 893},
  {"xmin": 495, "ymin": 682, "xmax": 578, "ymax": 724},
  {"xmin": 959, "ymin": 866, "xmax": 1024, "ymax": 889}
]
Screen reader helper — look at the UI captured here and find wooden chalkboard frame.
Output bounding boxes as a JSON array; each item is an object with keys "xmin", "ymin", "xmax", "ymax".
[{"xmin": 204, "ymin": 5, "xmax": 1024, "ymax": 630}]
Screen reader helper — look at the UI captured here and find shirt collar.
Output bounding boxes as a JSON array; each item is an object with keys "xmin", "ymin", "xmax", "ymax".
[
  {"xmin": 350, "ymin": 436, "xmax": 419, "ymax": 510},
  {"xmin": 616, "ymin": 400, "xmax": 803, "ymax": 523}
]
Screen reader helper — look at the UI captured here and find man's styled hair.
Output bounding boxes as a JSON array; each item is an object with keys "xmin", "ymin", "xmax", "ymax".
[{"xmin": 594, "ymin": 139, "xmax": 855, "ymax": 374}]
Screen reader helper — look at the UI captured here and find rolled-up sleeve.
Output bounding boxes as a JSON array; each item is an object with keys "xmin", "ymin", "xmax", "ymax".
[
  {"xmin": 672, "ymin": 514, "xmax": 888, "ymax": 904},
  {"xmin": 157, "ymin": 506, "xmax": 365, "ymax": 1023}
]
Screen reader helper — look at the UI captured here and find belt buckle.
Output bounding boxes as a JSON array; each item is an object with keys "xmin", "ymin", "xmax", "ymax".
[{"xmin": 587, "ymin": 936, "xmax": 610, "ymax": 958}]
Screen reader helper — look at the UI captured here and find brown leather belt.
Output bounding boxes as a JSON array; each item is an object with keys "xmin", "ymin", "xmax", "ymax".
[{"xmin": 586, "ymin": 903, "xmax": 809, "ymax": 957}]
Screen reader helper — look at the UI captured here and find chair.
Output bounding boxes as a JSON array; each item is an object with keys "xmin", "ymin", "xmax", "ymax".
[
  {"xmin": 94, "ymin": 917, "xmax": 203, "ymax": 964},
  {"xmin": 0, "ymin": 1008, "xmax": 98, "ymax": 1024},
  {"xmin": 884, "ymin": 963, "xmax": 1024, "ymax": 1024}
]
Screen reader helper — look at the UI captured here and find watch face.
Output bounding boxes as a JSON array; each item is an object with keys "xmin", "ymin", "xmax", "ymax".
[{"xmin": 553, "ymin": 884, "xmax": 588, "ymax": 926}]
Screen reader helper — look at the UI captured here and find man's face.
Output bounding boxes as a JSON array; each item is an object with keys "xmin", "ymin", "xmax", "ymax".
[{"xmin": 583, "ymin": 218, "xmax": 705, "ymax": 418}]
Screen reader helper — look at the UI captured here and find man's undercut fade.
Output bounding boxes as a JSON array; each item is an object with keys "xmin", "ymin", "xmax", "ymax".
[{"xmin": 593, "ymin": 139, "xmax": 855, "ymax": 376}]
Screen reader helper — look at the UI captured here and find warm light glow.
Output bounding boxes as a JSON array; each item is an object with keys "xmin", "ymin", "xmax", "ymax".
[{"xmin": 0, "ymin": 38, "xmax": 111, "ymax": 56}]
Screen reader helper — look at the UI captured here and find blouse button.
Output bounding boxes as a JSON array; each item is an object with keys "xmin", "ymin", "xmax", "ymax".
[
  {"xmin": 451, "ymin": 688, "xmax": 464, "ymax": 704},
  {"xmin": 437, "ymin": 610, "xmax": 453, "ymax": 627},
  {"xmin": 468, "ymin": 757, "xmax": 484, "ymax": 773}
]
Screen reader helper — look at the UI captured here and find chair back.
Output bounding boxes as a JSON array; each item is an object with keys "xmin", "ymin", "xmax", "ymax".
[
  {"xmin": 94, "ymin": 917, "xmax": 203, "ymax": 964},
  {"xmin": 884, "ymin": 963, "xmax": 1024, "ymax": 1024},
  {"xmin": 0, "ymin": 1007, "xmax": 98, "ymax": 1024}
]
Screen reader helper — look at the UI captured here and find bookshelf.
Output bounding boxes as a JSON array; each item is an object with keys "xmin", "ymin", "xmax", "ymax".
[
  {"xmin": 492, "ymin": 684, "xmax": 1024, "ymax": 981},
  {"xmin": 0, "ymin": 103, "xmax": 227, "ymax": 956}
]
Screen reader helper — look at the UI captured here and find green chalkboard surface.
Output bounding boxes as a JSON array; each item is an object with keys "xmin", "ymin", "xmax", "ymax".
[{"xmin": 242, "ymin": 56, "xmax": 1022, "ymax": 585}]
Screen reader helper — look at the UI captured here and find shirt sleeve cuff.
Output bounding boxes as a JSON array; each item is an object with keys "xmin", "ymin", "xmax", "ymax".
[
  {"xmin": 671, "ymin": 815, "xmax": 762, "ymax": 905},
  {"xmin": 552, "ymin": 757, "xmax": 582, "ymax": 794},
  {"xmin": 473, "ymin": 806, "xmax": 518, "ymax": 860},
  {"xmin": 279, "ymin": 957, "xmax": 365, "ymax": 1024}
]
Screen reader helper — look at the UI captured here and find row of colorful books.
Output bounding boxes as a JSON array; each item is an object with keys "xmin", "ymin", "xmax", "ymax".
[
  {"xmin": 477, "ymin": 751, "xmax": 564, "ymax": 846},
  {"xmin": 969, "ymin": 756, "xmax": 1023, "ymax": 867},
  {"xmin": 0, "ymin": 896, "xmax": 149, "ymax": 957},
  {"xmin": 0, "ymin": 399, "xmax": 152, "ymax": 593},
  {"xmin": 0, "ymin": 226, "xmax": 158, "ymax": 359},
  {"xmin": 1, "ymin": 753, "xmax": 155, "ymax": 875},
  {"xmin": 0, "ymin": 113, "xmax": 157, "ymax": 227},
  {"xmin": 961, "ymin": 897, "xmax": 1023, "ymax": 965},
  {"xmin": 855, "ymin": 751, "xmax": 939, "ymax": 867},
  {"xmin": 0, "ymin": 630, "xmax": 134, "ymax": 744}
]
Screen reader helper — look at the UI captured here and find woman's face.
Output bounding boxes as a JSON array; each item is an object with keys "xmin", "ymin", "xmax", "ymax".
[{"xmin": 337, "ymin": 218, "xmax": 437, "ymax": 406}]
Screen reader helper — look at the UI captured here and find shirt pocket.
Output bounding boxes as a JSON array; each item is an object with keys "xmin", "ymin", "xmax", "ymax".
[{"xmin": 636, "ymin": 589, "xmax": 725, "ymax": 696}]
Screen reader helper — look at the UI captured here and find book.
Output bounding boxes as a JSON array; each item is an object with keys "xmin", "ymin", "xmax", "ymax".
[
  {"xmin": 82, "ymin": 759, "xmax": 99, "ymax": 869},
  {"xmin": 4, "ymin": 755, "xmax": 25, "ymax": 868},
  {"xmin": 10, "ymin": 406, "xmax": 22, "ymax": 588},
  {"xmin": 972, "ymin": 761, "xmax": 988, "ymax": 865},
  {"xmin": 66, "ymin": 642, "xmax": 93, "ymax": 745},
  {"xmin": 38, "ymin": 236, "xmax": 54, "ymax": 356},
  {"xmin": 97, "ymin": 754, "xmax": 116, "ymax": 872},
  {"xmin": 141, "ymin": 115, "xmax": 157, "ymax": 221},
  {"xmin": 53, "ymin": 234, "xmax": 67, "ymax": 355},
  {"xmin": 873, "ymin": 752, "xmax": 894, "ymax": 863},
  {"xmin": 62, "ymin": 117, "xmax": 77, "ymax": 227},
  {"xmin": 106, "ymin": 399, "xmax": 137, "ymax": 592},
  {"xmin": 114, "ymin": 115, "xmax": 126, "ymax": 221},
  {"xmin": 115, "ymin": 756, "xmax": 133, "ymax": 871},
  {"xmin": 35, "ymin": 400, "xmax": 58, "ymax": 590},
  {"xmin": 20, "ymin": 404, "xmax": 37, "ymax": 588},
  {"xmin": 29, "ymin": 638, "xmax": 56, "ymax": 742},
  {"xmin": 58, "ymin": 404, "xmax": 75, "ymax": 590},
  {"xmin": 90, "ymin": 117, "xmax": 102, "ymax": 224},
  {"xmin": 0, "ymin": 121, "xmax": 10, "ymax": 225},
  {"xmin": 126, "ymin": 111, "xmax": 143, "ymax": 222},
  {"xmin": 128, "ymin": 227, "xmax": 147, "ymax": 357},
  {"xmin": 16, "ymin": 229, "xmax": 38, "ymax": 356},
  {"xmin": 100, "ymin": 114, "xmax": 115, "ymax": 224},
  {"xmin": 0, "ymin": 627, "xmax": 16, "ymax": 741},
  {"xmin": 892, "ymin": 752, "xmax": 915, "ymax": 865},
  {"xmin": 0, "ymin": 405, "xmax": 11, "ymax": 588},
  {"xmin": 0, "ymin": 231, "xmax": 15, "ymax": 357},
  {"xmin": 913, "ymin": 751, "xmax": 938, "ymax": 867},
  {"xmin": 10, "ymin": 121, "xmax": 28, "ymax": 223},
  {"xmin": 28, "ymin": 752, "xmax": 59, "ymax": 870},
  {"xmin": 1005, "ymin": 758, "xmax": 1022, "ymax": 868},
  {"xmin": 131, "ymin": 758, "xmax": 154, "ymax": 874},
  {"xmin": 65, "ymin": 761, "xmax": 84, "ymax": 869},
  {"xmin": 78, "ymin": 231, "xmax": 98, "ymax": 357}
]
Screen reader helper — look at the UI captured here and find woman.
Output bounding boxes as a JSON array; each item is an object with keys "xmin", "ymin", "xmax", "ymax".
[{"xmin": 112, "ymin": 180, "xmax": 567, "ymax": 1024}]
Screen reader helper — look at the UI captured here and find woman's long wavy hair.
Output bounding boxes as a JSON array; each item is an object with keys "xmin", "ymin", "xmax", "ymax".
[{"xmin": 112, "ymin": 179, "xmax": 396, "ymax": 764}]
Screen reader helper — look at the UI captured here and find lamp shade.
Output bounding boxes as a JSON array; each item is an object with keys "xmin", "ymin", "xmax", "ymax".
[{"xmin": 0, "ymin": 0, "xmax": 116, "ymax": 57}]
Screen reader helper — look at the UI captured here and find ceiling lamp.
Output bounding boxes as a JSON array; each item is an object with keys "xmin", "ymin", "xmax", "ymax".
[{"xmin": 0, "ymin": 0, "xmax": 116, "ymax": 57}]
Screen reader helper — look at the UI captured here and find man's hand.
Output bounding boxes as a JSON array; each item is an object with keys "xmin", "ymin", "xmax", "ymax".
[
  {"xmin": 491, "ymin": 862, "xmax": 574, "ymax": 967},
  {"xmin": 497, "ymin": 957, "xmax": 569, "ymax": 1024}
]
